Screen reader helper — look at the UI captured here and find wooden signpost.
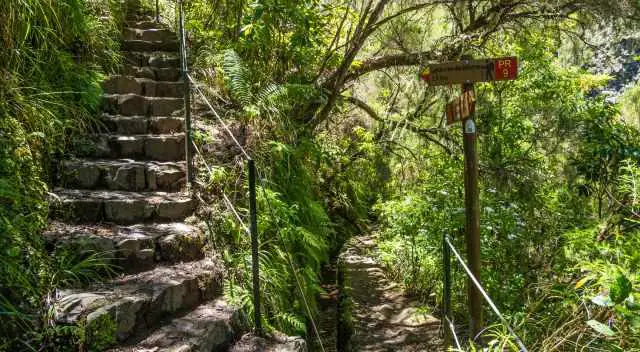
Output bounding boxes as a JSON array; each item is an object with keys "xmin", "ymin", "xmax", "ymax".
[
  {"xmin": 420, "ymin": 57, "xmax": 518, "ymax": 85},
  {"xmin": 446, "ymin": 90, "xmax": 476, "ymax": 125},
  {"xmin": 420, "ymin": 56, "xmax": 518, "ymax": 341}
]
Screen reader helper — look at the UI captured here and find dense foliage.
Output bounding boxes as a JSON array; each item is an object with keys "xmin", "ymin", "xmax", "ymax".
[
  {"xmin": 179, "ymin": 1, "xmax": 640, "ymax": 350},
  {"xmin": 3, "ymin": 0, "xmax": 640, "ymax": 350},
  {"xmin": 0, "ymin": 0, "xmax": 121, "ymax": 349}
]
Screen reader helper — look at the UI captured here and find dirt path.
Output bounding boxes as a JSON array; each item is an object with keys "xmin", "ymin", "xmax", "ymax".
[{"xmin": 340, "ymin": 235, "xmax": 443, "ymax": 352}]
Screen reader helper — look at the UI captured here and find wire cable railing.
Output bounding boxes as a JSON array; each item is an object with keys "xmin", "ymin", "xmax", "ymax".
[
  {"xmin": 187, "ymin": 71, "xmax": 327, "ymax": 352},
  {"xmin": 158, "ymin": 3, "xmax": 524, "ymax": 351},
  {"xmin": 443, "ymin": 234, "xmax": 528, "ymax": 352},
  {"xmin": 168, "ymin": 2, "xmax": 326, "ymax": 349}
]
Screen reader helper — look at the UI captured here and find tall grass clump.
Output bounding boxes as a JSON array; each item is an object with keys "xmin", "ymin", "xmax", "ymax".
[{"xmin": 0, "ymin": 0, "xmax": 122, "ymax": 349}]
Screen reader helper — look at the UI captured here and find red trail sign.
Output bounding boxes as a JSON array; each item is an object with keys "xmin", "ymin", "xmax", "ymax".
[{"xmin": 420, "ymin": 57, "xmax": 518, "ymax": 85}]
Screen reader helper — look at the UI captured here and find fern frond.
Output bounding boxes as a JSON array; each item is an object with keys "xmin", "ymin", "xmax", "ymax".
[
  {"xmin": 222, "ymin": 49, "xmax": 252, "ymax": 106},
  {"xmin": 255, "ymin": 83, "xmax": 288, "ymax": 115},
  {"xmin": 276, "ymin": 312, "xmax": 306, "ymax": 334}
]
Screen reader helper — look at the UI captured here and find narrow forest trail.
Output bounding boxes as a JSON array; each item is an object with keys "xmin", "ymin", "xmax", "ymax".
[{"xmin": 341, "ymin": 235, "xmax": 443, "ymax": 352}]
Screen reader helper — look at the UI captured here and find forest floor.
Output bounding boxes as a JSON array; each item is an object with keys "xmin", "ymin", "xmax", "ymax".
[{"xmin": 341, "ymin": 235, "xmax": 443, "ymax": 352}]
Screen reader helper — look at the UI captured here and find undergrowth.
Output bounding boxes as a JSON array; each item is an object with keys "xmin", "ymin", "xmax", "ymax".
[{"xmin": 0, "ymin": 0, "xmax": 123, "ymax": 350}]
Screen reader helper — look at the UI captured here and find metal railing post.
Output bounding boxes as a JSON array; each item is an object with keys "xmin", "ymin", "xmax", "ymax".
[
  {"xmin": 443, "ymin": 233, "xmax": 452, "ymax": 348},
  {"xmin": 155, "ymin": 0, "xmax": 159, "ymax": 22},
  {"xmin": 178, "ymin": 0, "xmax": 193, "ymax": 188},
  {"xmin": 248, "ymin": 159, "xmax": 262, "ymax": 335}
]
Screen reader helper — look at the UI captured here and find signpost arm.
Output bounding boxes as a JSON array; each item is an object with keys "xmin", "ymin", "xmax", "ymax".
[
  {"xmin": 421, "ymin": 55, "xmax": 517, "ymax": 344},
  {"xmin": 462, "ymin": 82, "xmax": 483, "ymax": 340}
]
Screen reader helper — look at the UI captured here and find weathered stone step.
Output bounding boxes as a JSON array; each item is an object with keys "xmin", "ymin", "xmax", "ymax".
[
  {"xmin": 120, "ymin": 65, "xmax": 181, "ymax": 81},
  {"xmin": 123, "ymin": 39, "xmax": 178, "ymax": 52},
  {"xmin": 123, "ymin": 51, "xmax": 179, "ymax": 69},
  {"xmin": 44, "ymin": 222, "xmax": 204, "ymax": 273},
  {"xmin": 55, "ymin": 259, "xmax": 223, "ymax": 347},
  {"xmin": 126, "ymin": 20, "xmax": 165, "ymax": 30},
  {"xmin": 230, "ymin": 333, "xmax": 308, "ymax": 352},
  {"xmin": 59, "ymin": 158, "xmax": 185, "ymax": 191},
  {"xmin": 87, "ymin": 133, "xmax": 185, "ymax": 161},
  {"xmin": 103, "ymin": 114, "xmax": 183, "ymax": 134},
  {"xmin": 103, "ymin": 75, "xmax": 183, "ymax": 97},
  {"xmin": 126, "ymin": 14, "xmax": 154, "ymax": 23},
  {"xmin": 125, "ymin": 3, "xmax": 153, "ymax": 19},
  {"xmin": 103, "ymin": 94, "xmax": 183, "ymax": 116},
  {"xmin": 124, "ymin": 28, "xmax": 175, "ymax": 42},
  {"xmin": 109, "ymin": 299, "xmax": 246, "ymax": 352},
  {"xmin": 50, "ymin": 189, "xmax": 194, "ymax": 224}
]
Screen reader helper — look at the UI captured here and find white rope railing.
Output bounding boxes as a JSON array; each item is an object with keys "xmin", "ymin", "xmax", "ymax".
[
  {"xmin": 444, "ymin": 236, "xmax": 528, "ymax": 352},
  {"xmin": 186, "ymin": 73, "xmax": 327, "ymax": 352}
]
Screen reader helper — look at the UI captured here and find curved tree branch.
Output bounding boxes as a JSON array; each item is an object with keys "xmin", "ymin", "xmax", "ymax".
[
  {"xmin": 342, "ymin": 50, "xmax": 439, "ymax": 84},
  {"xmin": 344, "ymin": 95, "xmax": 454, "ymax": 155}
]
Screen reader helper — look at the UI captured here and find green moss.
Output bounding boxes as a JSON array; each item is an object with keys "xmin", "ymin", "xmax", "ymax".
[{"xmin": 86, "ymin": 314, "xmax": 118, "ymax": 352}]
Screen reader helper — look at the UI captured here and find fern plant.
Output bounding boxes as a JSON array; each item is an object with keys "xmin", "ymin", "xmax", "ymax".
[{"xmin": 221, "ymin": 49, "xmax": 289, "ymax": 121}]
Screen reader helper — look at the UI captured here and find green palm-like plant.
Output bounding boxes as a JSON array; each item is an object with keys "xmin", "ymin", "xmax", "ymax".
[{"xmin": 221, "ymin": 49, "xmax": 288, "ymax": 121}]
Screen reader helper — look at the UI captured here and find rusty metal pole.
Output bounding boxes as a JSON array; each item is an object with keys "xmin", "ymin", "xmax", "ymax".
[
  {"xmin": 155, "ymin": 0, "xmax": 159, "ymax": 22},
  {"xmin": 248, "ymin": 159, "xmax": 262, "ymax": 335},
  {"xmin": 443, "ymin": 232, "xmax": 452, "ymax": 348},
  {"xmin": 462, "ymin": 82, "xmax": 483, "ymax": 339}
]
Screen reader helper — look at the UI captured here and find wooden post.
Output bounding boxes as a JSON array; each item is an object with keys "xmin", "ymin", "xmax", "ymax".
[
  {"xmin": 178, "ymin": 0, "xmax": 193, "ymax": 188},
  {"xmin": 248, "ymin": 159, "xmax": 262, "ymax": 335},
  {"xmin": 419, "ymin": 55, "xmax": 518, "ymax": 343},
  {"xmin": 462, "ymin": 82, "xmax": 483, "ymax": 339},
  {"xmin": 443, "ymin": 233, "xmax": 452, "ymax": 347}
]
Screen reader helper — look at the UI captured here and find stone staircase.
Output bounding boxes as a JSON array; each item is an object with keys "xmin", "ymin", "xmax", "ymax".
[{"xmin": 45, "ymin": 4, "xmax": 250, "ymax": 351}]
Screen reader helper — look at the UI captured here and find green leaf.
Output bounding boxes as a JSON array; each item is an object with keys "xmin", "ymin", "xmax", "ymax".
[
  {"xmin": 629, "ymin": 316, "xmax": 640, "ymax": 332},
  {"xmin": 586, "ymin": 320, "xmax": 615, "ymax": 336},
  {"xmin": 626, "ymin": 295, "xmax": 640, "ymax": 311},
  {"xmin": 7, "ymin": 247, "xmax": 20, "ymax": 257},
  {"xmin": 610, "ymin": 273, "xmax": 632, "ymax": 304},
  {"xmin": 575, "ymin": 276, "xmax": 590, "ymax": 289}
]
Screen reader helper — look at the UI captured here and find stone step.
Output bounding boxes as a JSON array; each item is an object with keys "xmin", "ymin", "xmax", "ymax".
[
  {"xmin": 103, "ymin": 94, "xmax": 183, "ymax": 116},
  {"xmin": 103, "ymin": 75, "xmax": 183, "ymax": 97},
  {"xmin": 44, "ymin": 222, "xmax": 204, "ymax": 273},
  {"xmin": 55, "ymin": 259, "xmax": 223, "ymax": 348},
  {"xmin": 103, "ymin": 114, "xmax": 183, "ymax": 134},
  {"xmin": 122, "ymin": 51, "xmax": 179, "ymax": 69},
  {"xmin": 86, "ymin": 133, "xmax": 185, "ymax": 161},
  {"xmin": 109, "ymin": 299, "xmax": 246, "ymax": 352},
  {"xmin": 120, "ymin": 65, "xmax": 181, "ymax": 81},
  {"xmin": 126, "ymin": 20, "xmax": 164, "ymax": 30},
  {"xmin": 125, "ymin": 12, "xmax": 154, "ymax": 22},
  {"xmin": 124, "ymin": 28, "xmax": 175, "ymax": 42},
  {"xmin": 59, "ymin": 159, "xmax": 185, "ymax": 191},
  {"xmin": 126, "ymin": 14, "xmax": 154, "ymax": 22},
  {"xmin": 123, "ymin": 39, "xmax": 179, "ymax": 52},
  {"xmin": 50, "ymin": 189, "xmax": 194, "ymax": 224},
  {"xmin": 230, "ymin": 333, "xmax": 308, "ymax": 352}
]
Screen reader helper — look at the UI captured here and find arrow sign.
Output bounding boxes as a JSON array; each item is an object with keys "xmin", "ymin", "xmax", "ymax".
[
  {"xmin": 446, "ymin": 90, "xmax": 476, "ymax": 125},
  {"xmin": 420, "ymin": 57, "xmax": 518, "ymax": 85}
]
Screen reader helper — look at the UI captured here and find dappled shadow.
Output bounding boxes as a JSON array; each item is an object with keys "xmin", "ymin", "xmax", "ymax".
[{"xmin": 341, "ymin": 235, "xmax": 443, "ymax": 352}]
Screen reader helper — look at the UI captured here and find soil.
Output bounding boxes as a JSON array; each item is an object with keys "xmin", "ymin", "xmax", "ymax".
[{"xmin": 340, "ymin": 235, "xmax": 443, "ymax": 352}]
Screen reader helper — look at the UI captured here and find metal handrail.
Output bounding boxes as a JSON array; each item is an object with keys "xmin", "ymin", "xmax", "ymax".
[
  {"xmin": 443, "ymin": 234, "xmax": 528, "ymax": 351},
  {"xmin": 187, "ymin": 72, "xmax": 327, "ymax": 352},
  {"xmin": 170, "ymin": 4, "xmax": 326, "ymax": 349},
  {"xmin": 177, "ymin": 0, "xmax": 193, "ymax": 187},
  {"xmin": 189, "ymin": 139, "xmax": 249, "ymax": 235},
  {"xmin": 172, "ymin": 0, "xmax": 261, "ymax": 334},
  {"xmin": 187, "ymin": 73, "xmax": 251, "ymax": 160}
]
